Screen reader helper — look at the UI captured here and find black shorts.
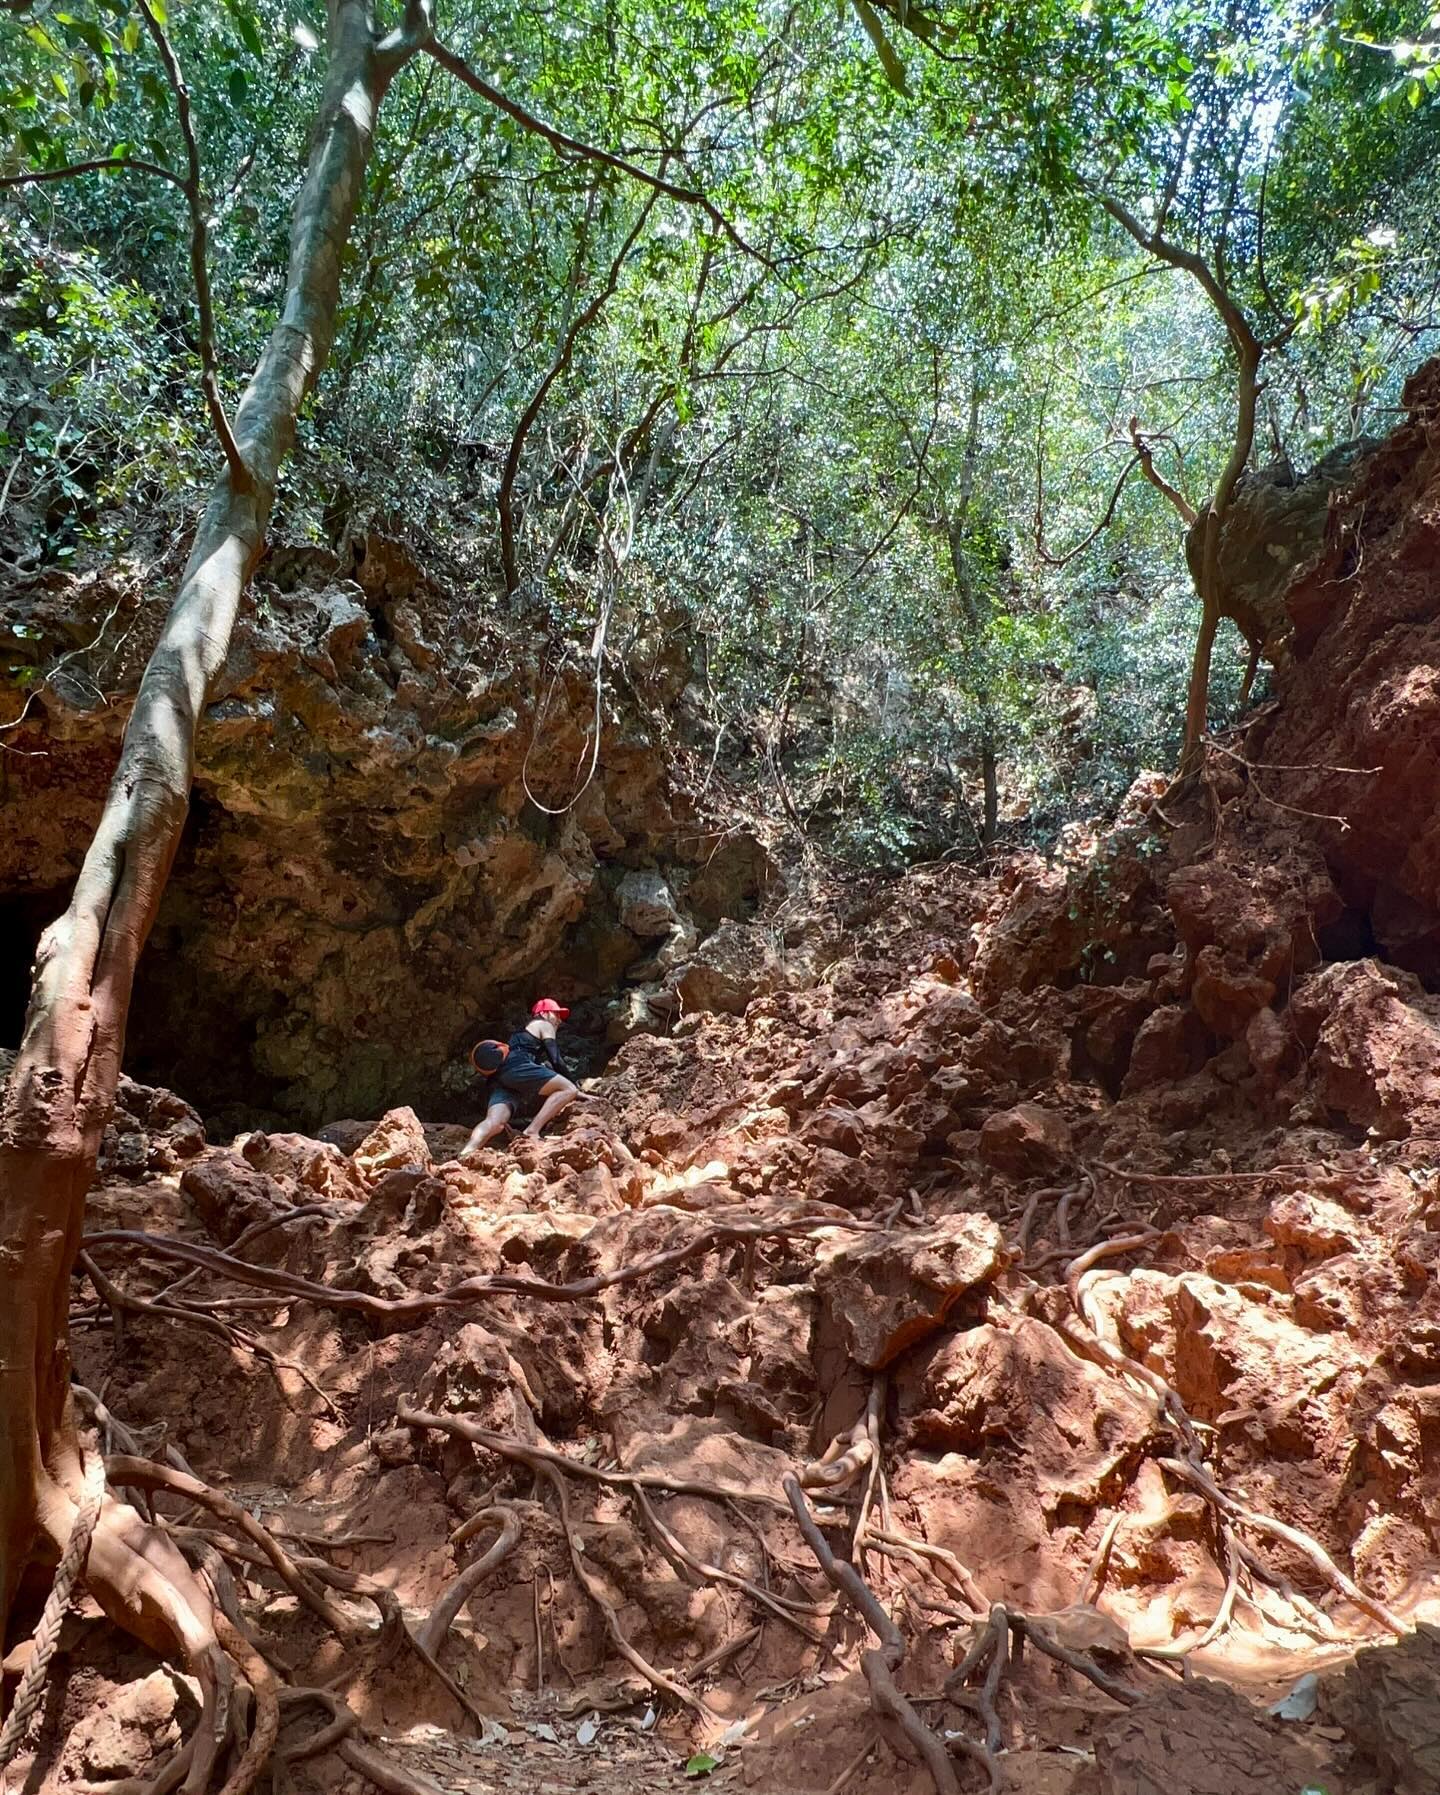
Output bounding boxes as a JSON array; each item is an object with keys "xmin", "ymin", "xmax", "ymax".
[{"xmin": 485, "ymin": 1064, "xmax": 556, "ymax": 1112}]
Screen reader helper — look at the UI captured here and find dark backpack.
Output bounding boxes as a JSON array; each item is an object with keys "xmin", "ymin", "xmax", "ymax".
[{"xmin": 470, "ymin": 1039, "xmax": 509, "ymax": 1076}]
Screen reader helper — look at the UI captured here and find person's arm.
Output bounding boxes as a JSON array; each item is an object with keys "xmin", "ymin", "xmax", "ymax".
[{"xmin": 543, "ymin": 1035, "xmax": 571, "ymax": 1077}]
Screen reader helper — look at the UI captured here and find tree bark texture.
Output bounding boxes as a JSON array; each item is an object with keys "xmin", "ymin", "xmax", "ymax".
[{"xmin": 0, "ymin": 0, "xmax": 418, "ymax": 1657}]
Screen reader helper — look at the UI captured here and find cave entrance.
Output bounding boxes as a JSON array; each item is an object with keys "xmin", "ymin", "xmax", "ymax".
[{"xmin": 0, "ymin": 887, "xmax": 69, "ymax": 1049}]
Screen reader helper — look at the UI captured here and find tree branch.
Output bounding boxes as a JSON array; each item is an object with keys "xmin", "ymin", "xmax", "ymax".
[
  {"xmin": 1127, "ymin": 417, "xmax": 1198, "ymax": 526},
  {"xmin": 1097, "ymin": 191, "xmax": 1260, "ymax": 364},
  {"xmin": 376, "ymin": 0, "xmax": 435, "ymax": 82},
  {"xmin": 1033, "ymin": 445, "xmax": 1142, "ymax": 567},
  {"xmin": 424, "ymin": 40, "xmax": 776, "ymax": 270},
  {"xmin": 0, "ymin": 156, "xmax": 187, "ymax": 192},
  {"xmin": 134, "ymin": 0, "xmax": 249, "ymax": 490}
]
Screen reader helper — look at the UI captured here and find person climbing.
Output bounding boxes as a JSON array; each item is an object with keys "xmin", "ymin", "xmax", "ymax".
[{"xmin": 459, "ymin": 998, "xmax": 582, "ymax": 1156}]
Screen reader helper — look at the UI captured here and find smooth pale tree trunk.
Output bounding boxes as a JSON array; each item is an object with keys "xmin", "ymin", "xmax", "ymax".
[{"xmin": 0, "ymin": 0, "xmax": 426, "ymax": 1698}]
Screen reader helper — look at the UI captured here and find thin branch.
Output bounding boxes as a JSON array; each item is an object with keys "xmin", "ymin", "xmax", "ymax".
[
  {"xmin": 1097, "ymin": 191, "xmax": 1260, "ymax": 365},
  {"xmin": 424, "ymin": 40, "xmax": 777, "ymax": 270},
  {"xmin": 0, "ymin": 156, "xmax": 187, "ymax": 192},
  {"xmin": 1033, "ymin": 446, "xmax": 1142, "ymax": 567},
  {"xmin": 1128, "ymin": 417, "xmax": 1198, "ymax": 526},
  {"xmin": 134, "ymin": 0, "xmax": 249, "ymax": 489}
]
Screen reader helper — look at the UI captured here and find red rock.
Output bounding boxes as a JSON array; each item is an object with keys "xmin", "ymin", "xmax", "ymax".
[
  {"xmin": 179, "ymin": 1151, "xmax": 292, "ymax": 1244},
  {"xmin": 1290, "ymin": 958, "xmax": 1440, "ymax": 1136},
  {"xmin": 815, "ymin": 1214, "xmax": 1004, "ymax": 1369},
  {"xmin": 1190, "ymin": 943, "xmax": 1276, "ymax": 1035},
  {"xmin": 1323, "ymin": 1622, "xmax": 1440, "ymax": 1793},
  {"xmin": 1264, "ymin": 1191, "xmax": 1362, "ymax": 1259},
  {"xmin": 1097, "ymin": 1676, "xmax": 1337, "ymax": 1795},
  {"xmin": 978, "ymin": 1102, "xmax": 1072, "ymax": 1177},
  {"xmin": 909, "ymin": 1315, "xmax": 1154, "ymax": 1514},
  {"xmin": 353, "ymin": 1106, "xmax": 432, "ymax": 1181},
  {"xmin": 1123, "ymin": 1005, "xmax": 1211, "ymax": 1093},
  {"xmin": 1244, "ymin": 1005, "xmax": 1291, "ymax": 1080},
  {"xmin": 799, "ymin": 1106, "xmax": 865, "ymax": 1157},
  {"xmin": 1167, "ymin": 849, "xmax": 1339, "ymax": 1039}
]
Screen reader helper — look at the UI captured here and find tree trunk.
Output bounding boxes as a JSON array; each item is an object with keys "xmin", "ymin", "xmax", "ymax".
[
  {"xmin": 0, "ymin": 0, "xmax": 421, "ymax": 1674},
  {"xmin": 980, "ymin": 727, "xmax": 998, "ymax": 849},
  {"xmin": 1179, "ymin": 505, "xmax": 1229, "ymax": 772},
  {"xmin": 943, "ymin": 383, "xmax": 998, "ymax": 851}
]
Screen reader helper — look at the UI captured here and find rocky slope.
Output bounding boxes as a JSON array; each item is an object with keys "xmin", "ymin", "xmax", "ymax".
[
  {"xmin": 0, "ymin": 534, "xmax": 769, "ymax": 1126},
  {"xmin": 8, "ymin": 794, "xmax": 1440, "ymax": 1795}
]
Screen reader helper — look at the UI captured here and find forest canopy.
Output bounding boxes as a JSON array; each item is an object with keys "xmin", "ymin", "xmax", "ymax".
[{"xmin": 4, "ymin": 0, "xmax": 1439, "ymax": 860}]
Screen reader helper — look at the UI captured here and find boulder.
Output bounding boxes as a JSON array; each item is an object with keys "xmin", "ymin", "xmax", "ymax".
[
  {"xmin": 1097, "ymin": 1675, "xmax": 1336, "ymax": 1795},
  {"xmin": 180, "ymin": 1152, "xmax": 292, "ymax": 1244},
  {"xmin": 1123, "ymin": 1005, "xmax": 1211, "ymax": 1094},
  {"xmin": 910, "ymin": 1316, "xmax": 1153, "ymax": 1515},
  {"xmin": 1322, "ymin": 1621, "xmax": 1440, "ymax": 1793},
  {"xmin": 978, "ymin": 1103, "xmax": 1072, "ymax": 1178},
  {"xmin": 1168, "ymin": 849, "xmax": 1339, "ymax": 1039},
  {"xmin": 353, "ymin": 1106, "xmax": 432, "ymax": 1182},
  {"xmin": 815, "ymin": 1215, "xmax": 1004, "ymax": 1369},
  {"xmin": 616, "ymin": 869, "xmax": 681, "ymax": 938},
  {"xmin": 1290, "ymin": 958, "xmax": 1440, "ymax": 1136},
  {"xmin": 673, "ymin": 920, "xmax": 783, "ymax": 1016}
]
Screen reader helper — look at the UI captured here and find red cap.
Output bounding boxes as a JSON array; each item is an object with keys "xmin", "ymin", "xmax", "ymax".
[{"xmin": 531, "ymin": 998, "xmax": 570, "ymax": 1020}]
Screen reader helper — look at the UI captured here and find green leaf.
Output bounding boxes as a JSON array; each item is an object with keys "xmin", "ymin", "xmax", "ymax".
[
  {"xmin": 148, "ymin": 0, "xmax": 167, "ymax": 23},
  {"xmin": 50, "ymin": 69, "xmax": 70, "ymax": 97},
  {"xmin": 685, "ymin": 1754, "xmax": 719, "ymax": 1778},
  {"xmin": 228, "ymin": 67, "xmax": 247, "ymax": 105},
  {"xmin": 122, "ymin": 17, "xmax": 141, "ymax": 50},
  {"xmin": 237, "ymin": 9, "xmax": 264, "ymax": 56}
]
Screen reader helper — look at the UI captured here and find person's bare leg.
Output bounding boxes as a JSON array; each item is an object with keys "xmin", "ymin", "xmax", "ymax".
[
  {"xmin": 461, "ymin": 1102, "xmax": 512, "ymax": 1158},
  {"xmin": 524, "ymin": 1077, "xmax": 578, "ymax": 1138}
]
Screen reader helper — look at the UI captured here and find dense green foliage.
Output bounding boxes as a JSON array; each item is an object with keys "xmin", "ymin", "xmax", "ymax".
[{"xmin": 4, "ymin": 0, "xmax": 1439, "ymax": 862}]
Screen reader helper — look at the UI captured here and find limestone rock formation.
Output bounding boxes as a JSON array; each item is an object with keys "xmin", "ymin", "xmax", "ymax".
[{"xmin": 0, "ymin": 537, "xmax": 770, "ymax": 1123}]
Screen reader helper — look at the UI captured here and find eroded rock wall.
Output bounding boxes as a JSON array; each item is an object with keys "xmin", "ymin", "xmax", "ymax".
[
  {"xmin": 1249, "ymin": 358, "xmax": 1440, "ymax": 975},
  {"xmin": 0, "ymin": 535, "xmax": 768, "ymax": 1124}
]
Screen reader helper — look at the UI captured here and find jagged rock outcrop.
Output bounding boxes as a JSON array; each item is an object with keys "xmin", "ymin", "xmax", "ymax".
[
  {"xmin": 0, "ymin": 536, "xmax": 770, "ymax": 1123},
  {"xmin": 1188, "ymin": 436, "xmax": 1379, "ymax": 655},
  {"xmin": 1247, "ymin": 359, "xmax": 1440, "ymax": 975}
]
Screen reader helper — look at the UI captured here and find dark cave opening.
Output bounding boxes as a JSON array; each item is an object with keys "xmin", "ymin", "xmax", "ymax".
[{"xmin": 0, "ymin": 887, "xmax": 70, "ymax": 1049}]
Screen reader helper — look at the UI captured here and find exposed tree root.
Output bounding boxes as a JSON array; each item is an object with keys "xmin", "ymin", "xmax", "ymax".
[
  {"xmin": 784, "ymin": 1473, "xmax": 959, "ymax": 1795},
  {"xmin": 1159, "ymin": 1457, "xmax": 1406, "ymax": 1635},
  {"xmin": 212, "ymin": 1612, "xmax": 278, "ymax": 1795},
  {"xmin": 396, "ymin": 1402, "xmax": 809, "ymax": 1511},
  {"xmin": 105, "ymin": 1457, "xmax": 364, "ymax": 1644},
  {"xmin": 868, "ymin": 1529, "xmax": 988, "ymax": 1617},
  {"xmin": 1056, "ymin": 1240, "xmax": 1408, "ymax": 1644},
  {"xmin": 398, "ymin": 1404, "xmax": 714, "ymax": 1719},
  {"xmin": 83, "ymin": 1209, "xmax": 867, "ymax": 1324},
  {"xmin": 632, "ymin": 1485, "xmax": 829, "ymax": 1641},
  {"xmin": 78, "ymin": 1254, "xmax": 341, "ymax": 1421},
  {"xmin": 0, "ymin": 1449, "xmax": 105, "ymax": 1768},
  {"xmin": 417, "ymin": 1504, "xmax": 523, "ymax": 1656}
]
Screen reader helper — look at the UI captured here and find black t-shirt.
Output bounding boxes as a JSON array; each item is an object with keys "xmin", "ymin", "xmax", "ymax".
[{"xmin": 506, "ymin": 1026, "xmax": 567, "ymax": 1076}]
